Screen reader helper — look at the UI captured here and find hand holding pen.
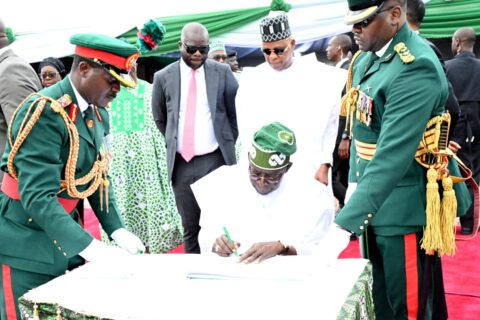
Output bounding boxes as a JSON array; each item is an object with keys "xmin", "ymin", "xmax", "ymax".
[{"xmin": 212, "ymin": 227, "xmax": 240, "ymax": 257}]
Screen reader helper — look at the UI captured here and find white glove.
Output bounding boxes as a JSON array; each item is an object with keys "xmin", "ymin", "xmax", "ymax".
[
  {"xmin": 79, "ymin": 238, "xmax": 128, "ymax": 262},
  {"xmin": 111, "ymin": 228, "xmax": 146, "ymax": 254},
  {"xmin": 344, "ymin": 182, "xmax": 357, "ymax": 205}
]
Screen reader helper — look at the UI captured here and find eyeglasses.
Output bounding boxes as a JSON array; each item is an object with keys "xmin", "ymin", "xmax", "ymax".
[
  {"xmin": 39, "ymin": 71, "xmax": 59, "ymax": 79},
  {"xmin": 249, "ymin": 166, "xmax": 284, "ymax": 184},
  {"xmin": 212, "ymin": 54, "xmax": 228, "ymax": 61},
  {"xmin": 354, "ymin": 4, "xmax": 395, "ymax": 29},
  {"xmin": 262, "ymin": 44, "xmax": 291, "ymax": 56},
  {"xmin": 182, "ymin": 43, "xmax": 210, "ymax": 55}
]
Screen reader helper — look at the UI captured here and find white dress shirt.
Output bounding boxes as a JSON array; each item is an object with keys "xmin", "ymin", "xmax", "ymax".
[{"xmin": 177, "ymin": 59, "xmax": 218, "ymax": 156}]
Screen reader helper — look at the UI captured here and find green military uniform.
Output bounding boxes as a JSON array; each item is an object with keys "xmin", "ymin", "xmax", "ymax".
[
  {"xmin": 0, "ymin": 34, "xmax": 139, "ymax": 320},
  {"xmin": 335, "ymin": 22, "xmax": 471, "ymax": 320}
]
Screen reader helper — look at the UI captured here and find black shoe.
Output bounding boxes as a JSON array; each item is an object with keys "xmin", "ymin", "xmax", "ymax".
[{"xmin": 460, "ymin": 227, "xmax": 473, "ymax": 235}]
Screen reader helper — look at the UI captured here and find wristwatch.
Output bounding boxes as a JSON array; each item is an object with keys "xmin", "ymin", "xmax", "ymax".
[{"xmin": 341, "ymin": 131, "xmax": 350, "ymax": 140}]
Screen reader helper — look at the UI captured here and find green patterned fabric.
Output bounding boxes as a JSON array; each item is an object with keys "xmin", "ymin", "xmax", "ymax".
[
  {"xmin": 106, "ymin": 79, "xmax": 183, "ymax": 253},
  {"xmin": 337, "ymin": 262, "xmax": 375, "ymax": 320},
  {"xmin": 19, "ymin": 299, "xmax": 99, "ymax": 320}
]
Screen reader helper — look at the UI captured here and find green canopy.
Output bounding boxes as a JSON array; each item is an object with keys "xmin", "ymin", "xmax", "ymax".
[
  {"xmin": 121, "ymin": 7, "xmax": 271, "ymax": 57},
  {"xmin": 421, "ymin": 0, "xmax": 480, "ymax": 39}
]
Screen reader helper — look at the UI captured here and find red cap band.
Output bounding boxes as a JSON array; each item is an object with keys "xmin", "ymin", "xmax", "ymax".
[{"xmin": 75, "ymin": 46, "xmax": 138, "ymax": 71}]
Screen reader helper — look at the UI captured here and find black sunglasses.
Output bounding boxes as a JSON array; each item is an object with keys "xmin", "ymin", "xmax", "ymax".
[
  {"xmin": 262, "ymin": 44, "xmax": 291, "ymax": 56},
  {"xmin": 182, "ymin": 43, "xmax": 210, "ymax": 55},
  {"xmin": 354, "ymin": 3, "xmax": 394, "ymax": 29},
  {"xmin": 39, "ymin": 71, "xmax": 59, "ymax": 79}
]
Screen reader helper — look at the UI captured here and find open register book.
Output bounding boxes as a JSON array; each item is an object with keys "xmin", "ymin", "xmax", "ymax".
[{"xmin": 186, "ymin": 255, "xmax": 328, "ymax": 281}]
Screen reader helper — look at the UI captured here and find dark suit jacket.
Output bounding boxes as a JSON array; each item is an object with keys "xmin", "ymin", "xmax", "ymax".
[
  {"xmin": 425, "ymin": 39, "xmax": 460, "ymax": 134},
  {"xmin": 0, "ymin": 49, "xmax": 42, "ymax": 174},
  {"xmin": 0, "ymin": 77, "xmax": 124, "ymax": 275},
  {"xmin": 151, "ymin": 59, "xmax": 239, "ymax": 180},
  {"xmin": 445, "ymin": 52, "xmax": 480, "ymax": 143}
]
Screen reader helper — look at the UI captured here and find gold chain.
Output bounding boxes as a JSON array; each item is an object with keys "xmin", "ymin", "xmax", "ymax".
[{"xmin": 7, "ymin": 94, "xmax": 109, "ymax": 204}]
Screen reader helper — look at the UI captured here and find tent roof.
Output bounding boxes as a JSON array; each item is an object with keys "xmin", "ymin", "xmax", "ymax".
[{"xmin": 5, "ymin": 0, "xmax": 350, "ymax": 63}]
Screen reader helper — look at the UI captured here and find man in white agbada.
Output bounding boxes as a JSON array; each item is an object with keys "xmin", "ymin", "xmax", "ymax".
[
  {"xmin": 236, "ymin": 11, "xmax": 347, "ymax": 186},
  {"xmin": 193, "ymin": 122, "xmax": 350, "ymax": 264}
]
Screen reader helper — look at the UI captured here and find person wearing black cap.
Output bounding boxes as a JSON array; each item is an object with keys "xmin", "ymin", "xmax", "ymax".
[
  {"xmin": 0, "ymin": 33, "xmax": 145, "ymax": 318},
  {"xmin": 334, "ymin": 0, "xmax": 471, "ymax": 319},
  {"xmin": 38, "ymin": 57, "xmax": 67, "ymax": 88},
  {"xmin": 236, "ymin": 11, "xmax": 347, "ymax": 189}
]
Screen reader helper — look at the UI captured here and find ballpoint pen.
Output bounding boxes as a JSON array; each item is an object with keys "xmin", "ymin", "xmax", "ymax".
[{"xmin": 223, "ymin": 226, "xmax": 239, "ymax": 256}]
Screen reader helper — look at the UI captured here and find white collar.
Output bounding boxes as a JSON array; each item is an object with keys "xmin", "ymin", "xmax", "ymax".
[
  {"xmin": 0, "ymin": 45, "xmax": 11, "ymax": 56},
  {"xmin": 375, "ymin": 38, "xmax": 393, "ymax": 58},
  {"xmin": 180, "ymin": 58, "xmax": 205, "ymax": 76},
  {"xmin": 68, "ymin": 75, "xmax": 89, "ymax": 114},
  {"xmin": 335, "ymin": 57, "xmax": 349, "ymax": 68}
]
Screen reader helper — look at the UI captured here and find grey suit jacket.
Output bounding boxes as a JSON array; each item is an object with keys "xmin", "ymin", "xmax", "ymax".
[
  {"xmin": 0, "ymin": 49, "xmax": 42, "ymax": 180},
  {"xmin": 152, "ymin": 59, "xmax": 239, "ymax": 180}
]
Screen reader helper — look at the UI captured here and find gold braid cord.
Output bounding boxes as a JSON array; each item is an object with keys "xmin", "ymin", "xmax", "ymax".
[
  {"xmin": 340, "ymin": 50, "xmax": 362, "ymax": 138},
  {"xmin": 415, "ymin": 113, "xmax": 458, "ymax": 256},
  {"xmin": 7, "ymin": 94, "xmax": 110, "ymax": 208}
]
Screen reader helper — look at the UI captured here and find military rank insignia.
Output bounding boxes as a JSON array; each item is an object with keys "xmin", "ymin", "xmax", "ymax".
[
  {"xmin": 355, "ymin": 90, "xmax": 374, "ymax": 127},
  {"xmin": 394, "ymin": 42, "xmax": 415, "ymax": 64}
]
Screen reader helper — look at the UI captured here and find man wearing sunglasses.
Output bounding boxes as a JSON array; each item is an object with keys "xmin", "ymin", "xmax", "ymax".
[
  {"xmin": 0, "ymin": 33, "xmax": 146, "ymax": 319},
  {"xmin": 194, "ymin": 121, "xmax": 350, "ymax": 264},
  {"xmin": 0, "ymin": 18, "xmax": 42, "ymax": 183},
  {"xmin": 152, "ymin": 22, "xmax": 239, "ymax": 254},
  {"xmin": 236, "ymin": 11, "xmax": 347, "ymax": 191},
  {"xmin": 335, "ymin": 0, "xmax": 471, "ymax": 319}
]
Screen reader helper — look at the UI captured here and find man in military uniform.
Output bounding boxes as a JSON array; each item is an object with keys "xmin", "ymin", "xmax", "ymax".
[
  {"xmin": 0, "ymin": 34, "xmax": 145, "ymax": 319},
  {"xmin": 335, "ymin": 0, "xmax": 471, "ymax": 319}
]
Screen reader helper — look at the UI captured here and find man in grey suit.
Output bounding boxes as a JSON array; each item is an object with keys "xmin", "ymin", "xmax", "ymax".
[
  {"xmin": 152, "ymin": 22, "xmax": 238, "ymax": 253},
  {"xmin": 0, "ymin": 19, "xmax": 42, "ymax": 182}
]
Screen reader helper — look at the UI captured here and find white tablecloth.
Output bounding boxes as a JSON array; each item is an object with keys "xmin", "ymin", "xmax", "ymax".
[{"xmin": 20, "ymin": 255, "xmax": 372, "ymax": 320}]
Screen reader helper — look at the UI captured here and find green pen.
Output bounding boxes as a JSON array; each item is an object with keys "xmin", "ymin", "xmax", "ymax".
[{"xmin": 223, "ymin": 226, "xmax": 239, "ymax": 256}]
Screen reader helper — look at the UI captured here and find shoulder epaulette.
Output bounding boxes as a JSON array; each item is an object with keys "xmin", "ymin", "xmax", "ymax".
[{"xmin": 394, "ymin": 42, "xmax": 415, "ymax": 64}]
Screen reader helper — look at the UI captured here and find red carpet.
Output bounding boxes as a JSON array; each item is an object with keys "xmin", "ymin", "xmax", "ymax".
[{"xmin": 336, "ymin": 232, "xmax": 480, "ymax": 320}]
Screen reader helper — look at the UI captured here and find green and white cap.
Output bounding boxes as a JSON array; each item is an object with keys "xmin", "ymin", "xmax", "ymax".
[{"xmin": 249, "ymin": 121, "xmax": 296, "ymax": 170}]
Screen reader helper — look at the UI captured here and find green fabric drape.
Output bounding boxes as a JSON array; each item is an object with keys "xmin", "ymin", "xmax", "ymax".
[
  {"xmin": 421, "ymin": 0, "xmax": 480, "ymax": 39},
  {"xmin": 121, "ymin": 7, "xmax": 270, "ymax": 57}
]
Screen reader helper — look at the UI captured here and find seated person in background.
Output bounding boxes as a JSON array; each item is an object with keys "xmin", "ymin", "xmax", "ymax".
[
  {"xmin": 194, "ymin": 122, "xmax": 350, "ymax": 264},
  {"xmin": 38, "ymin": 57, "xmax": 66, "ymax": 87}
]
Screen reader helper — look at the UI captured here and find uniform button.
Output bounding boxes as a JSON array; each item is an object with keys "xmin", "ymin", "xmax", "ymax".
[
  {"xmin": 27, "ymin": 218, "xmax": 33, "ymax": 223},
  {"xmin": 368, "ymin": 213, "xmax": 373, "ymax": 218},
  {"xmin": 359, "ymin": 226, "xmax": 364, "ymax": 230},
  {"xmin": 356, "ymin": 158, "xmax": 360, "ymax": 164},
  {"xmin": 63, "ymin": 252, "xmax": 67, "ymax": 256},
  {"xmin": 53, "ymin": 240, "xmax": 58, "ymax": 244},
  {"xmin": 364, "ymin": 220, "xmax": 369, "ymax": 224},
  {"xmin": 58, "ymin": 246, "xmax": 62, "ymax": 251},
  {"xmin": 356, "ymin": 172, "xmax": 360, "ymax": 177}
]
